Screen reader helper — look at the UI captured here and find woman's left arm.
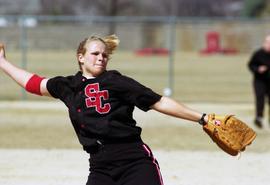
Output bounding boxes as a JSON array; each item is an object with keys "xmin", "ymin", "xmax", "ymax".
[{"xmin": 150, "ymin": 96, "xmax": 207, "ymax": 123}]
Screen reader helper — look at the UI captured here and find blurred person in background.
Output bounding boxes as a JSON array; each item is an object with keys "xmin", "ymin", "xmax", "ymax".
[
  {"xmin": 248, "ymin": 35, "xmax": 270, "ymax": 129},
  {"xmin": 0, "ymin": 35, "xmax": 208, "ymax": 185}
]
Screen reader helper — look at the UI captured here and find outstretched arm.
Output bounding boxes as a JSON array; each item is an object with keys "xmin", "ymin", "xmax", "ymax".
[
  {"xmin": 0, "ymin": 44, "xmax": 51, "ymax": 97},
  {"xmin": 151, "ymin": 96, "xmax": 207, "ymax": 123}
]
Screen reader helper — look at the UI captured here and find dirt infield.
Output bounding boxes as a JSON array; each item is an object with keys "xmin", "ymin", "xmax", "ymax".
[{"xmin": 0, "ymin": 149, "xmax": 269, "ymax": 185}]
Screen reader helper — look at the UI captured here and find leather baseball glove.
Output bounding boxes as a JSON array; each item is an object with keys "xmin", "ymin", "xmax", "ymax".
[{"xmin": 203, "ymin": 113, "xmax": 256, "ymax": 156}]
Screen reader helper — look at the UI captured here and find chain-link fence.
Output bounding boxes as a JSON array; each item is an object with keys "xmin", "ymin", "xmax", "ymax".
[
  {"xmin": 1, "ymin": 16, "xmax": 269, "ymax": 51},
  {"xmin": 0, "ymin": 16, "xmax": 269, "ymax": 102}
]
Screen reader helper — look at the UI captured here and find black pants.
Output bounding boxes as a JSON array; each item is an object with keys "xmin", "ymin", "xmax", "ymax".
[
  {"xmin": 86, "ymin": 141, "xmax": 163, "ymax": 185},
  {"xmin": 253, "ymin": 79, "xmax": 270, "ymax": 118}
]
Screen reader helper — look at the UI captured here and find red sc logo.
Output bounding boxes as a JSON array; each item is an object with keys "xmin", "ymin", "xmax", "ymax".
[{"xmin": 84, "ymin": 83, "xmax": 111, "ymax": 114}]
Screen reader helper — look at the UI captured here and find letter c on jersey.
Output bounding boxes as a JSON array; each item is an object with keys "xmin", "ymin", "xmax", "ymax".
[{"xmin": 84, "ymin": 83, "xmax": 111, "ymax": 114}]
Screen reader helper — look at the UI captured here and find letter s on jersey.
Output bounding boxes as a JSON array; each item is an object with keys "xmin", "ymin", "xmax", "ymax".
[{"xmin": 84, "ymin": 83, "xmax": 111, "ymax": 114}]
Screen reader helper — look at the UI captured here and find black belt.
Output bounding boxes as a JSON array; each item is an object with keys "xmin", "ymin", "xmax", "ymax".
[{"xmin": 84, "ymin": 136, "xmax": 142, "ymax": 154}]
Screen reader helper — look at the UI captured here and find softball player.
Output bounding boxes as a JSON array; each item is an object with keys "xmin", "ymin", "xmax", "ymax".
[
  {"xmin": 248, "ymin": 35, "xmax": 270, "ymax": 129},
  {"xmin": 0, "ymin": 35, "xmax": 208, "ymax": 185}
]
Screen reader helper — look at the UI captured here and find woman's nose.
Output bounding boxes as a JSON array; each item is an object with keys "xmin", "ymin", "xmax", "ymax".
[{"xmin": 97, "ymin": 53, "xmax": 104, "ymax": 60}]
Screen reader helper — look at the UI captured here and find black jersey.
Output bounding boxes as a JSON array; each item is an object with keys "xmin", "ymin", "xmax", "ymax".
[
  {"xmin": 46, "ymin": 70, "xmax": 162, "ymax": 151},
  {"xmin": 248, "ymin": 48, "xmax": 270, "ymax": 81}
]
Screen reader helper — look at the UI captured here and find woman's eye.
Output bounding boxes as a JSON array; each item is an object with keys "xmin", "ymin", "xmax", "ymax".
[
  {"xmin": 102, "ymin": 53, "xmax": 108, "ymax": 58},
  {"xmin": 91, "ymin": 52, "xmax": 99, "ymax": 56},
  {"xmin": 90, "ymin": 52, "xmax": 108, "ymax": 58}
]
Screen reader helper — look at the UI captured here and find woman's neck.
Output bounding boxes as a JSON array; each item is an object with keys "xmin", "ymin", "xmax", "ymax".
[{"xmin": 82, "ymin": 73, "xmax": 95, "ymax": 79}]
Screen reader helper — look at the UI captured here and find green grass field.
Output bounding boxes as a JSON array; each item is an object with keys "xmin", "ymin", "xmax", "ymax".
[{"xmin": 0, "ymin": 50, "xmax": 253, "ymax": 102}]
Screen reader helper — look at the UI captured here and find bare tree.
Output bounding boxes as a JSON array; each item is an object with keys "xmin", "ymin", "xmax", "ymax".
[
  {"xmin": 79, "ymin": 0, "xmax": 137, "ymax": 34},
  {"xmin": 40, "ymin": 0, "xmax": 75, "ymax": 15},
  {"xmin": 39, "ymin": 0, "xmax": 243, "ymax": 17}
]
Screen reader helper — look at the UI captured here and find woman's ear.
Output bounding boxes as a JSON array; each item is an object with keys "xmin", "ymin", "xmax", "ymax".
[{"xmin": 78, "ymin": 54, "xmax": 84, "ymax": 64}]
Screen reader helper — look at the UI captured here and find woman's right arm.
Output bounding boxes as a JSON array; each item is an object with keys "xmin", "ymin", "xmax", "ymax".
[{"xmin": 0, "ymin": 44, "xmax": 51, "ymax": 97}]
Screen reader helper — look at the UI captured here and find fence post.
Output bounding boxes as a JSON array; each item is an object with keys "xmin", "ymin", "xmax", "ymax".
[
  {"xmin": 19, "ymin": 16, "xmax": 28, "ymax": 100},
  {"xmin": 164, "ymin": 16, "xmax": 176, "ymax": 97}
]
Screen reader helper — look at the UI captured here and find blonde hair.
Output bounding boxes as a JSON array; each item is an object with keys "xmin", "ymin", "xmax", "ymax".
[{"xmin": 76, "ymin": 34, "xmax": 120, "ymax": 70}]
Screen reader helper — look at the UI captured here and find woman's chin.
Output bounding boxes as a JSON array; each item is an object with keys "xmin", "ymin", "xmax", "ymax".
[{"xmin": 92, "ymin": 69, "xmax": 105, "ymax": 77}]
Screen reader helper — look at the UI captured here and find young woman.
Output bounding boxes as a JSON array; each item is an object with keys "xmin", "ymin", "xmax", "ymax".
[{"xmin": 0, "ymin": 35, "xmax": 208, "ymax": 185}]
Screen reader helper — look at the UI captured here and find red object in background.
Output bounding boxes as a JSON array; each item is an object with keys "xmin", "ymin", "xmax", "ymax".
[
  {"xmin": 200, "ymin": 31, "xmax": 238, "ymax": 55},
  {"xmin": 135, "ymin": 48, "xmax": 169, "ymax": 56},
  {"xmin": 200, "ymin": 31, "xmax": 221, "ymax": 54}
]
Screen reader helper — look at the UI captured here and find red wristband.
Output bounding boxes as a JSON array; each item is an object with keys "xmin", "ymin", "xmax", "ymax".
[{"xmin": 25, "ymin": 74, "xmax": 45, "ymax": 96}]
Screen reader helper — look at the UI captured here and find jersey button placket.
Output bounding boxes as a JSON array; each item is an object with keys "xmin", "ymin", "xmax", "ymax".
[{"xmin": 77, "ymin": 105, "xmax": 83, "ymax": 128}]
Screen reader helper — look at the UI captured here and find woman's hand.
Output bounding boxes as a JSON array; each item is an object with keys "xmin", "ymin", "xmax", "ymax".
[
  {"xmin": 258, "ymin": 65, "xmax": 268, "ymax": 74},
  {"xmin": 0, "ymin": 43, "xmax": 6, "ymax": 66}
]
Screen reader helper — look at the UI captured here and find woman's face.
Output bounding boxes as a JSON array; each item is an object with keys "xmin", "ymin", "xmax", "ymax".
[
  {"xmin": 79, "ymin": 40, "xmax": 109, "ymax": 78},
  {"xmin": 263, "ymin": 36, "xmax": 270, "ymax": 52}
]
